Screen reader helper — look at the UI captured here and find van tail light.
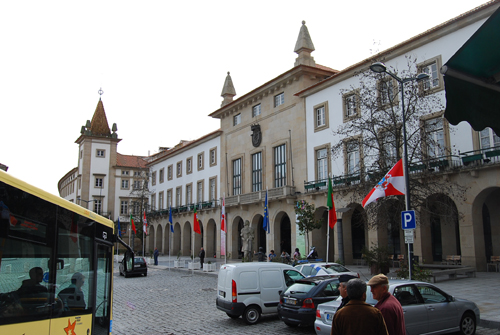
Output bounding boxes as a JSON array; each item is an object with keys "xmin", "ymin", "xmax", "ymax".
[
  {"xmin": 280, "ymin": 297, "xmax": 283, "ymax": 305},
  {"xmin": 316, "ymin": 309, "xmax": 321, "ymax": 319},
  {"xmin": 232, "ymin": 279, "xmax": 237, "ymax": 303},
  {"xmin": 302, "ymin": 298, "xmax": 315, "ymax": 309}
]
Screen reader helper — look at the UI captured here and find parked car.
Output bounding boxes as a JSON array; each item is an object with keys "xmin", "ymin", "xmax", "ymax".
[
  {"xmin": 314, "ymin": 279, "xmax": 479, "ymax": 335},
  {"xmin": 119, "ymin": 256, "xmax": 147, "ymax": 277},
  {"xmin": 216, "ymin": 262, "xmax": 304, "ymax": 324},
  {"xmin": 277, "ymin": 276, "xmax": 340, "ymax": 327},
  {"xmin": 294, "ymin": 262, "xmax": 359, "ymax": 278}
]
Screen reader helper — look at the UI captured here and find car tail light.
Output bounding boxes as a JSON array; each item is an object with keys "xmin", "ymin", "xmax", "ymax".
[
  {"xmin": 280, "ymin": 297, "xmax": 283, "ymax": 304},
  {"xmin": 316, "ymin": 309, "xmax": 321, "ymax": 319},
  {"xmin": 302, "ymin": 298, "xmax": 315, "ymax": 309},
  {"xmin": 357, "ymin": 273, "xmax": 360, "ymax": 278},
  {"xmin": 232, "ymin": 279, "xmax": 237, "ymax": 303}
]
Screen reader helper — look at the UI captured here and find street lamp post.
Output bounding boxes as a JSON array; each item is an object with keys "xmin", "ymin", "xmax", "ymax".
[{"xmin": 369, "ymin": 62, "xmax": 429, "ymax": 280}]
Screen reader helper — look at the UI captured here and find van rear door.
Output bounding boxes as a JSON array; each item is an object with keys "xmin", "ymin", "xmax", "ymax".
[
  {"xmin": 217, "ymin": 266, "xmax": 230, "ymax": 302},
  {"xmin": 259, "ymin": 268, "xmax": 283, "ymax": 313}
]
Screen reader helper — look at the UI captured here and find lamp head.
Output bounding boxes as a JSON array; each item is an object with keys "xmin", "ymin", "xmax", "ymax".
[
  {"xmin": 416, "ymin": 73, "xmax": 430, "ymax": 81},
  {"xmin": 370, "ymin": 62, "xmax": 387, "ymax": 73}
]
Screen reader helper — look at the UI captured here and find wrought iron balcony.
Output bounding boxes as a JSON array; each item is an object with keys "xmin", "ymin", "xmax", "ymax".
[{"xmin": 225, "ymin": 186, "xmax": 296, "ymax": 207}]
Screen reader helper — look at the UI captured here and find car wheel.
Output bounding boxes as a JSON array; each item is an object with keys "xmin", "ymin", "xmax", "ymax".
[
  {"xmin": 124, "ymin": 272, "xmax": 129, "ymax": 278},
  {"xmin": 284, "ymin": 321, "xmax": 298, "ymax": 327},
  {"xmin": 459, "ymin": 312, "xmax": 476, "ymax": 335},
  {"xmin": 226, "ymin": 313, "xmax": 239, "ymax": 319},
  {"xmin": 119, "ymin": 271, "xmax": 123, "ymax": 276},
  {"xmin": 144, "ymin": 272, "xmax": 147, "ymax": 276},
  {"xmin": 242, "ymin": 305, "xmax": 261, "ymax": 325}
]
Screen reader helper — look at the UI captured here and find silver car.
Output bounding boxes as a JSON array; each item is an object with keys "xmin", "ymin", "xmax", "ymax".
[
  {"xmin": 294, "ymin": 262, "xmax": 359, "ymax": 278},
  {"xmin": 314, "ymin": 280, "xmax": 479, "ymax": 335}
]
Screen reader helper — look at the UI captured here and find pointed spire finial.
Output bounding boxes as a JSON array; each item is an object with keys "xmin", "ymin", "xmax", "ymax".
[
  {"xmin": 98, "ymin": 87, "xmax": 104, "ymax": 100},
  {"xmin": 294, "ymin": 21, "xmax": 316, "ymax": 67},
  {"xmin": 221, "ymin": 71, "xmax": 237, "ymax": 107}
]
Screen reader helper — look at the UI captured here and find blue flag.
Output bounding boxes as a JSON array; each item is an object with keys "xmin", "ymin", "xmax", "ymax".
[
  {"xmin": 117, "ymin": 217, "xmax": 122, "ymax": 237},
  {"xmin": 169, "ymin": 206, "xmax": 174, "ymax": 233},
  {"xmin": 263, "ymin": 190, "xmax": 269, "ymax": 233}
]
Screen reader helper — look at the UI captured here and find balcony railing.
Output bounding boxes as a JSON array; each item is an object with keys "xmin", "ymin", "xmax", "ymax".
[
  {"xmin": 304, "ymin": 151, "xmax": 500, "ymax": 191},
  {"xmin": 225, "ymin": 186, "xmax": 296, "ymax": 207},
  {"xmin": 147, "ymin": 200, "xmax": 220, "ymax": 217}
]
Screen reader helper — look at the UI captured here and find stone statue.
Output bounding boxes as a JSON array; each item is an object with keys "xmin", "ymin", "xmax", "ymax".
[{"xmin": 240, "ymin": 220, "xmax": 254, "ymax": 260}]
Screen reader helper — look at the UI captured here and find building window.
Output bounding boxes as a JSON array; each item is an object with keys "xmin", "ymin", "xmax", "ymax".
[
  {"xmin": 252, "ymin": 152, "xmax": 262, "ymax": 192},
  {"xmin": 80, "ymin": 150, "xmax": 83, "ymax": 159},
  {"xmin": 252, "ymin": 104, "xmax": 261, "ymax": 117},
  {"xmin": 176, "ymin": 161, "xmax": 182, "ymax": 177},
  {"xmin": 233, "ymin": 113, "xmax": 241, "ymax": 126},
  {"xmin": 418, "ymin": 56, "xmax": 444, "ymax": 93},
  {"xmin": 274, "ymin": 92, "xmax": 284, "ymax": 107},
  {"xmin": 159, "ymin": 168, "xmax": 165, "ymax": 183},
  {"xmin": 381, "ymin": 131, "xmax": 398, "ymax": 166},
  {"xmin": 122, "ymin": 170, "xmax": 129, "ymax": 175},
  {"xmin": 167, "ymin": 165, "xmax": 173, "ymax": 180},
  {"xmin": 121, "ymin": 179, "xmax": 129, "ymax": 189},
  {"xmin": 176, "ymin": 187, "xmax": 181, "ymax": 207},
  {"xmin": 210, "ymin": 148, "xmax": 217, "ymax": 166},
  {"xmin": 345, "ymin": 140, "xmax": 360, "ymax": 174},
  {"xmin": 95, "ymin": 177, "xmax": 103, "ymax": 188},
  {"xmin": 378, "ymin": 78, "xmax": 396, "ymax": 107},
  {"xmin": 133, "ymin": 180, "xmax": 141, "ymax": 190},
  {"xmin": 480, "ymin": 128, "xmax": 500, "ymax": 150},
  {"xmin": 186, "ymin": 184, "xmax": 192, "ymax": 205},
  {"xmin": 197, "ymin": 181, "xmax": 203, "ymax": 204},
  {"xmin": 316, "ymin": 148, "xmax": 328, "ymax": 180},
  {"xmin": 167, "ymin": 189, "xmax": 172, "ymax": 208},
  {"xmin": 233, "ymin": 158, "xmax": 242, "ymax": 195},
  {"xmin": 197, "ymin": 152, "xmax": 204, "ymax": 171},
  {"xmin": 313, "ymin": 101, "xmax": 329, "ymax": 132},
  {"xmin": 187, "ymin": 157, "xmax": 193, "ymax": 174},
  {"xmin": 274, "ymin": 144, "xmax": 287, "ymax": 187},
  {"xmin": 425, "ymin": 117, "xmax": 445, "ymax": 158},
  {"xmin": 150, "ymin": 194, "xmax": 156, "ymax": 211},
  {"xmin": 120, "ymin": 200, "xmax": 128, "ymax": 215},
  {"xmin": 151, "ymin": 171, "xmax": 157, "ymax": 185},
  {"xmin": 94, "ymin": 199, "xmax": 102, "ymax": 214},
  {"xmin": 158, "ymin": 192, "xmax": 164, "ymax": 210},
  {"xmin": 96, "ymin": 149, "xmax": 105, "ymax": 157},
  {"xmin": 342, "ymin": 90, "xmax": 360, "ymax": 122},
  {"xmin": 209, "ymin": 177, "xmax": 216, "ymax": 201}
]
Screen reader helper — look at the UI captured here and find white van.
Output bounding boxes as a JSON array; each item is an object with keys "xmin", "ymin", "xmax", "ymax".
[{"xmin": 216, "ymin": 262, "xmax": 304, "ymax": 324}]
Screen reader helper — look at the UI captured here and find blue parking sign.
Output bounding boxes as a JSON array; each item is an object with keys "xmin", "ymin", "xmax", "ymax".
[{"xmin": 401, "ymin": 210, "xmax": 416, "ymax": 229}]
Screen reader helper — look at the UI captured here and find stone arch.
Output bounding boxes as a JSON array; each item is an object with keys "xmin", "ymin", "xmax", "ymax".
[
  {"xmin": 206, "ymin": 218, "xmax": 217, "ymax": 257},
  {"xmin": 182, "ymin": 221, "xmax": 192, "ymax": 256},
  {"xmin": 194, "ymin": 220, "xmax": 202, "ymax": 256},
  {"xmin": 274, "ymin": 211, "xmax": 292, "ymax": 255},
  {"xmin": 471, "ymin": 187, "xmax": 500, "ymax": 270},
  {"xmin": 312, "ymin": 206, "xmax": 329, "ymax": 261},
  {"xmin": 252, "ymin": 214, "xmax": 265, "ymax": 253},
  {"xmin": 173, "ymin": 222, "xmax": 181, "ymax": 256},
  {"xmin": 148, "ymin": 225, "xmax": 155, "ymax": 254},
  {"xmin": 155, "ymin": 224, "xmax": 163, "ymax": 254},
  {"xmin": 420, "ymin": 194, "xmax": 460, "ymax": 263},
  {"xmin": 231, "ymin": 216, "xmax": 244, "ymax": 259}
]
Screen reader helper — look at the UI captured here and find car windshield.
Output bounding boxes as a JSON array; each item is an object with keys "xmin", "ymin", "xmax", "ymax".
[
  {"xmin": 323, "ymin": 264, "xmax": 349, "ymax": 273},
  {"xmin": 284, "ymin": 282, "xmax": 316, "ymax": 295}
]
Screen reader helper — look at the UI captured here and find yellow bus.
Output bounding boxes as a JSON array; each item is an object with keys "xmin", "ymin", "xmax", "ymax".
[{"xmin": 0, "ymin": 169, "xmax": 115, "ymax": 334}]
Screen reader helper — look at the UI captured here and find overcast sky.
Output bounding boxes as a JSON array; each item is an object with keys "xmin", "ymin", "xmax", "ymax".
[{"xmin": 0, "ymin": 0, "xmax": 489, "ymax": 195}]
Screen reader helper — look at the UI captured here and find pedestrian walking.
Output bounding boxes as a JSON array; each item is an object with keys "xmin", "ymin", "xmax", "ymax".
[
  {"xmin": 368, "ymin": 274, "xmax": 406, "ymax": 335},
  {"xmin": 199, "ymin": 247, "xmax": 205, "ymax": 269},
  {"xmin": 331, "ymin": 278, "xmax": 389, "ymax": 335},
  {"xmin": 153, "ymin": 247, "xmax": 159, "ymax": 265},
  {"xmin": 292, "ymin": 248, "xmax": 301, "ymax": 266}
]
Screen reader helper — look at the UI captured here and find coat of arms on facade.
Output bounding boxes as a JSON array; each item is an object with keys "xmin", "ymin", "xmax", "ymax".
[{"xmin": 251, "ymin": 124, "xmax": 262, "ymax": 147}]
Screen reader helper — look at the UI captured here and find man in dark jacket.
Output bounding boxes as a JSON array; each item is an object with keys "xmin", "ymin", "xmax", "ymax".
[
  {"xmin": 368, "ymin": 274, "xmax": 406, "ymax": 335},
  {"xmin": 336, "ymin": 274, "xmax": 357, "ymax": 312},
  {"xmin": 153, "ymin": 247, "xmax": 159, "ymax": 265}
]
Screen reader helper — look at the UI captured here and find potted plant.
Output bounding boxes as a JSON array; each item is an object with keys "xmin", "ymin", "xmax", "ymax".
[
  {"xmin": 362, "ymin": 245, "xmax": 391, "ymax": 275},
  {"xmin": 174, "ymin": 250, "xmax": 184, "ymax": 268}
]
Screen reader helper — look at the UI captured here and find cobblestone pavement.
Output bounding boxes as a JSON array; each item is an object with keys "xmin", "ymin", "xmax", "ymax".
[{"xmin": 111, "ymin": 265, "xmax": 499, "ymax": 335}]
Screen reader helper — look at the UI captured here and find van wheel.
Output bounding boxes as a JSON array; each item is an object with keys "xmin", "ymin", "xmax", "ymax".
[
  {"xmin": 243, "ymin": 306, "xmax": 261, "ymax": 325},
  {"xmin": 226, "ymin": 313, "xmax": 239, "ymax": 319}
]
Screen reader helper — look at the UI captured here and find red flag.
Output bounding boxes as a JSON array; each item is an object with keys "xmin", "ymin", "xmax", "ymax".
[
  {"xmin": 327, "ymin": 177, "xmax": 337, "ymax": 229},
  {"xmin": 221, "ymin": 197, "xmax": 225, "ymax": 232},
  {"xmin": 143, "ymin": 210, "xmax": 148, "ymax": 235},
  {"xmin": 362, "ymin": 159, "xmax": 405, "ymax": 207},
  {"xmin": 194, "ymin": 207, "xmax": 201, "ymax": 234},
  {"xmin": 130, "ymin": 214, "xmax": 137, "ymax": 234}
]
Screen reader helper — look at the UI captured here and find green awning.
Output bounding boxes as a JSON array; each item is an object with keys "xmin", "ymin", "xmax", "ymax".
[{"xmin": 442, "ymin": 6, "xmax": 500, "ymax": 136}]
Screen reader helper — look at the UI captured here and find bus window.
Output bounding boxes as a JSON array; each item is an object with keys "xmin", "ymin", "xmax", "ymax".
[{"xmin": 55, "ymin": 207, "xmax": 94, "ymax": 316}]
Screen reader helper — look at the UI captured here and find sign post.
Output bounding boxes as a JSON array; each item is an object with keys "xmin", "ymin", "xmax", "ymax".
[{"xmin": 401, "ymin": 210, "xmax": 416, "ymax": 279}]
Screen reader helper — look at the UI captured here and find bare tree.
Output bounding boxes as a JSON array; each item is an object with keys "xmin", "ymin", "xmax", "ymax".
[
  {"xmin": 129, "ymin": 169, "xmax": 152, "ymax": 241},
  {"xmin": 331, "ymin": 56, "xmax": 467, "ymax": 228}
]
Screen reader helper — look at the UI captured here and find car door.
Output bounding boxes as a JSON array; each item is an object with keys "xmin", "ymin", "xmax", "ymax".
[
  {"xmin": 415, "ymin": 284, "xmax": 458, "ymax": 334},
  {"xmin": 392, "ymin": 284, "xmax": 428, "ymax": 335}
]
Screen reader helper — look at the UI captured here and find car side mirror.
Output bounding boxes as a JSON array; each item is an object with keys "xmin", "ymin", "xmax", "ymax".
[{"xmin": 449, "ymin": 295, "xmax": 456, "ymax": 302}]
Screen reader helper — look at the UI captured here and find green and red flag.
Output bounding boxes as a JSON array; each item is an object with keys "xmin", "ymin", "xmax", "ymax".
[
  {"xmin": 194, "ymin": 206, "xmax": 201, "ymax": 234},
  {"xmin": 130, "ymin": 214, "xmax": 137, "ymax": 234},
  {"xmin": 327, "ymin": 177, "xmax": 337, "ymax": 229}
]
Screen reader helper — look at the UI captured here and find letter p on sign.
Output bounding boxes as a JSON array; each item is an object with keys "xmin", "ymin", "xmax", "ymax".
[{"xmin": 401, "ymin": 210, "xmax": 416, "ymax": 229}]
